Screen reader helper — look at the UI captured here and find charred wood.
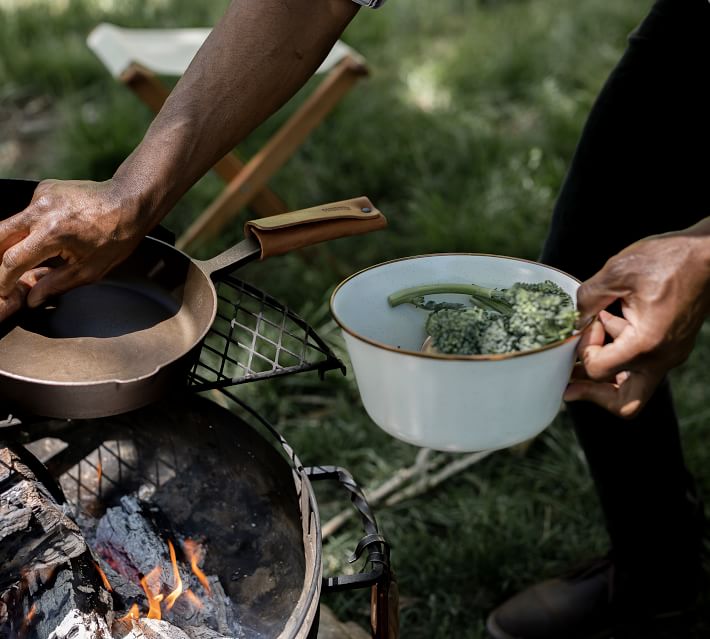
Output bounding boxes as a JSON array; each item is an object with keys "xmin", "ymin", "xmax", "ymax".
[
  {"xmin": 0, "ymin": 447, "xmax": 85, "ymax": 588},
  {"xmin": 0, "ymin": 446, "xmax": 113, "ymax": 639}
]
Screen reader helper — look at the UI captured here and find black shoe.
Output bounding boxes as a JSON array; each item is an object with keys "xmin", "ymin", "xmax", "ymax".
[{"xmin": 485, "ymin": 556, "xmax": 699, "ymax": 639}]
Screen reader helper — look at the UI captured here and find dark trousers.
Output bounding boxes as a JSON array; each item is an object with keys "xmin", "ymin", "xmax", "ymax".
[{"xmin": 540, "ymin": 0, "xmax": 710, "ymax": 606}]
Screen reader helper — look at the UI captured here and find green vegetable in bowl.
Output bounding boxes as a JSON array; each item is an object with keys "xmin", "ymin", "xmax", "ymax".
[{"xmin": 387, "ymin": 280, "xmax": 578, "ymax": 355}]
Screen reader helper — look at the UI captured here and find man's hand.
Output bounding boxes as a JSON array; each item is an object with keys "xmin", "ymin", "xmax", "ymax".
[
  {"xmin": 564, "ymin": 220, "xmax": 710, "ymax": 417},
  {"xmin": 0, "ymin": 179, "xmax": 146, "ymax": 311},
  {"xmin": 0, "ymin": 267, "xmax": 51, "ymax": 322}
]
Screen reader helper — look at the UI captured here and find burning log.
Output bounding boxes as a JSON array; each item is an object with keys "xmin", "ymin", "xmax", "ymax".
[
  {"xmin": 47, "ymin": 607, "xmax": 112, "ymax": 639},
  {"xmin": 114, "ymin": 618, "xmax": 192, "ymax": 639},
  {"xmin": 117, "ymin": 620, "xmax": 244, "ymax": 639},
  {"xmin": 0, "ymin": 445, "xmax": 113, "ymax": 638},
  {"xmin": 113, "ymin": 616, "xmax": 236, "ymax": 639},
  {"xmin": 92, "ymin": 496, "xmax": 242, "ymax": 637},
  {"xmin": 94, "ymin": 496, "xmax": 176, "ymax": 587}
]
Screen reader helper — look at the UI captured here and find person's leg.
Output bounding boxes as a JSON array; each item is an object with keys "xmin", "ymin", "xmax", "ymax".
[
  {"xmin": 488, "ymin": 1, "xmax": 709, "ymax": 636},
  {"xmin": 542, "ymin": 0, "xmax": 708, "ymax": 601},
  {"xmin": 567, "ymin": 382, "xmax": 704, "ymax": 609}
]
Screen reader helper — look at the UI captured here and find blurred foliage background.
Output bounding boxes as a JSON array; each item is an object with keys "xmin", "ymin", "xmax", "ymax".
[{"xmin": 2, "ymin": 0, "xmax": 709, "ymax": 636}]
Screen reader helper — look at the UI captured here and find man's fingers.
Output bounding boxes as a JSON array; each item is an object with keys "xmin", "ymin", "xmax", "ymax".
[
  {"xmin": 0, "ymin": 230, "xmax": 29, "ymax": 258},
  {"xmin": 577, "ymin": 316, "xmax": 605, "ymax": 351},
  {"xmin": 0, "ymin": 267, "xmax": 51, "ymax": 322},
  {"xmin": 564, "ymin": 370, "xmax": 658, "ymax": 418},
  {"xmin": 614, "ymin": 369, "xmax": 661, "ymax": 418},
  {"xmin": 0, "ymin": 233, "xmax": 57, "ymax": 297},
  {"xmin": 564, "ymin": 380, "xmax": 619, "ymax": 411},
  {"xmin": 26, "ymin": 262, "xmax": 94, "ymax": 308},
  {"xmin": 18, "ymin": 266, "xmax": 52, "ymax": 288},
  {"xmin": 580, "ymin": 325, "xmax": 642, "ymax": 380},
  {"xmin": 570, "ymin": 361, "xmax": 590, "ymax": 381},
  {"xmin": 0, "ymin": 285, "xmax": 28, "ymax": 321},
  {"xmin": 0, "ymin": 210, "xmax": 32, "ymax": 255},
  {"xmin": 570, "ymin": 361, "xmax": 629, "ymax": 384},
  {"xmin": 597, "ymin": 310, "xmax": 628, "ymax": 339},
  {"xmin": 575, "ymin": 269, "xmax": 628, "ymax": 324}
]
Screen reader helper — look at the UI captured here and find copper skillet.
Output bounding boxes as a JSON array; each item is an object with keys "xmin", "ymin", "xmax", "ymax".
[{"xmin": 0, "ymin": 179, "xmax": 386, "ymax": 418}]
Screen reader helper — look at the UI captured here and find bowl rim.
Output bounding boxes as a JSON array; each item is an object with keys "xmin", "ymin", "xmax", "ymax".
[{"xmin": 329, "ymin": 252, "xmax": 590, "ymax": 362}]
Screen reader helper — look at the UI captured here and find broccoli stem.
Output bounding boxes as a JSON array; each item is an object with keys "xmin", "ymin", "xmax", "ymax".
[{"xmin": 387, "ymin": 283, "xmax": 512, "ymax": 314}]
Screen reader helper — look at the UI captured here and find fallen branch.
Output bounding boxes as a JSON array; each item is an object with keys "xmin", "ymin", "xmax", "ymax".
[
  {"xmin": 385, "ymin": 450, "xmax": 493, "ymax": 507},
  {"xmin": 322, "ymin": 447, "xmax": 493, "ymax": 539},
  {"xmin": 321, "ymin": 449, "xmax": 444, "ymax": 539}
]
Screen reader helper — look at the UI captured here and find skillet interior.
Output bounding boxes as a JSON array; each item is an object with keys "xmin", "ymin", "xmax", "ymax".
[{"xmin": 0, "ymin": 180, "xmax": 215, "ymax": 384}]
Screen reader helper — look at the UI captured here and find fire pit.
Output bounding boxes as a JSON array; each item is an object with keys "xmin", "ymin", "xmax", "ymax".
[
  {"xmin": 0, "ymin": 221, "xmax": 395, "ymax": 637},
  {"xmin": 1, "ymin": 392, "xmax": 392, "ymax": 639}
]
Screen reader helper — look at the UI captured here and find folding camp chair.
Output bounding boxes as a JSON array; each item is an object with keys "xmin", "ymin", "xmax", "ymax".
[{"xmin": 87, "ymin": 22, "xmax": 369, "ymax": 252}]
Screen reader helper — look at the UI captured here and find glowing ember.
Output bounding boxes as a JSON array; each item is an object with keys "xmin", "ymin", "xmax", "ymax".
[
  {"xmin": 94, "ymin": 562, "xmax": 112, "ymax": 592},
  {"xmin": 183, "ymin": 539, "xmax": 212, "ymax": 596},
  {"xmin": 164, "ymin": 540, "xmax": 183, "ymax": 610},
  {"xmin": 140, "ymin": 567, "xmax": 164, "ymax": 620},
  {"xmin": 21, "ymin": 604, "xmax": 37, "ymax": 633}
]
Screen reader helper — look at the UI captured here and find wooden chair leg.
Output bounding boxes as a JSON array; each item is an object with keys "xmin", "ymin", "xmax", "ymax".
[
  {"xmin": 177, "ymin": 55, "xmax": 369, "ymax": 252},
  {"xmin": 119, "ymin": 63, "xmax": 287, "ymax": 218}
]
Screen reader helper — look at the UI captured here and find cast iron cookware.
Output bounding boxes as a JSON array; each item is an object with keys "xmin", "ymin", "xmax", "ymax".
[{"xmin": 0, "ymin": 179, "xmax": 386, "ymax": 418}]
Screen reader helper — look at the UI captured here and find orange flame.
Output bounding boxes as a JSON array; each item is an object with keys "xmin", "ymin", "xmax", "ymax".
[
  {"xmin": 164, "ymin": 540, "xmax": 183, "ymax": 610},
  {"xmin": 94, "ymin": 562, "xmax": 112, "ymax": 592},
  {"xmin": 140, "ymin": 567, "xmax": 164, "ymax": 620},
  {"xmin": 119, "ymin": 603, "xmax": 140, "ymax": 622},
  {"xmin": 96, "ymin": 461, "xmax": 102, "ymax": 487},
  {"xmin": 105, "ymin": 539, "xmax": 209, "ymax": 620},
  {"xmin": 183, "ymin": 539, "xmax": 212, "ymax": 596}
]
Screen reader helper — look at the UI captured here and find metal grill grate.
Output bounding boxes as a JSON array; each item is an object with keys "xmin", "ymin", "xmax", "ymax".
[
  {"xmin": 188, "ymin": 275, "xmax": 344, "ymax": 392},
  {"xmin": 59, "ymin": 438, "xmax": 183, "ymax": 514}
]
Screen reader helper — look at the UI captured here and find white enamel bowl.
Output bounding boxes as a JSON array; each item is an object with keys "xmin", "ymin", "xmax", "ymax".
[{"xmin": 330, "ymin": 254, "xmax": 583, "ymax": 452}]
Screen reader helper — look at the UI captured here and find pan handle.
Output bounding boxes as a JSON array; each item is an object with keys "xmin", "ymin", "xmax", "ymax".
[{"xmin": 197, "ymin": 196, "xmax": 387, "ymax": 277}]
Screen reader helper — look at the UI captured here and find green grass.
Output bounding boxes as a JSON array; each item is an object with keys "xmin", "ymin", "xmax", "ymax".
[{"xmin": 2, "ymin": 0, "xmax": 710, "ymax": 637}]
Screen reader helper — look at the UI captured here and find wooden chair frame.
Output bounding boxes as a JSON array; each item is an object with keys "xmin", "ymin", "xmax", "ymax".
[{"xmin": 106, "ymin": 40, "xmax": 368, "ymax": 251}]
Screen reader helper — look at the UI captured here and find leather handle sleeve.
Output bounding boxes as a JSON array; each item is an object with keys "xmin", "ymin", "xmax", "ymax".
[{"xmin": 244, "ymin": 196, "xmax": 387, "ymax": 259}]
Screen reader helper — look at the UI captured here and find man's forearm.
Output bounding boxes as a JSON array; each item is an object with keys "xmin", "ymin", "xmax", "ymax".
[
  {"xmin": 113, "ymin": 0, "xmax": 360, "ymax": 230},
  {"xmin": 0, "ymin": 0, "xmax": 364, "ymax": 315}
]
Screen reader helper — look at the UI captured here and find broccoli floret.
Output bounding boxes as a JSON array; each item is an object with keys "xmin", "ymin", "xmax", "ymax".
[
  {"xmin": 478, "ymin": 315, "xmax": 518, "ymax": 354},
  {"xmin": 425, "ymin": 306, "xmax": 490, "ymax": 355},
  {"xmin": 503, "ymin": 282, "xmax": 578, "ymax": 350},
  {"xmin": 388, "ymin": 279, "xmax": 577, "ymax": 355}
]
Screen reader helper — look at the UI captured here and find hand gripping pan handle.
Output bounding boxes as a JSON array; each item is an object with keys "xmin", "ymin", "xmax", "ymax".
[{"xmin": 197, "ymin": 196, "xmax": 387, "ymax": 279}]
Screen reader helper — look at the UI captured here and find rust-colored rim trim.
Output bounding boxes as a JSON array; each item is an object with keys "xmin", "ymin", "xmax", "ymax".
[{"xmin": 329, "ymin": 253, "xmax": 592, "ymax": 362}]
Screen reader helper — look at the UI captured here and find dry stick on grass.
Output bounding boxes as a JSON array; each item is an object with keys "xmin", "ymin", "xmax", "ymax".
[
  {"xmin": 384, "ymin": 450, "xmax": 493, "ymax": 507},
  {"xmin": 322, "ymin": 448, "xmax": 492, "ymax": 539},
  {"xmin": 321, "ymin": 448, "xmax": 438, "ymax": 539}
]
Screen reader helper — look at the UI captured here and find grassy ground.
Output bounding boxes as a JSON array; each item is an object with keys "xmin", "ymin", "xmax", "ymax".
[{"xmin": 2, "ymin": 0, "xmax": 710, "ymax": 637}]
